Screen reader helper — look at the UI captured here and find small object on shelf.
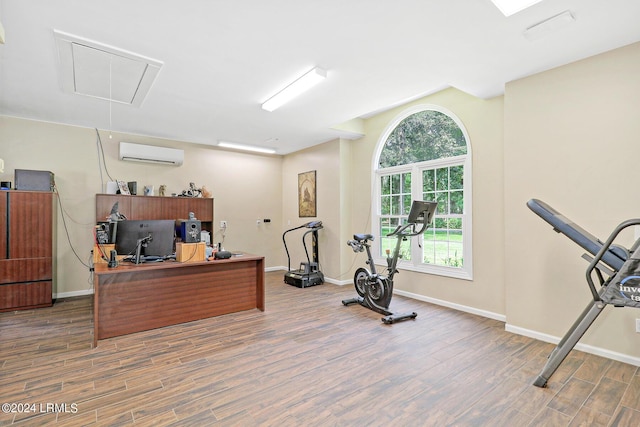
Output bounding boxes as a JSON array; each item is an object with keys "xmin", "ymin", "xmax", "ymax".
[
  {"xmin": 117, "ymin": 180, "xmax": 130, "ymax": 195},
  {"xmin": 179, "ymin": 182, "xmax": 202, "ymax": 197},
  {"xmin": 15, "ymin": 169, "xmax": 54, "ymax": 191},
  {"xmin": 127, "ymin": 181, "xmax": 137, "ymax": 195},
  {"xmin": 176, "ymin": 242, "xmax": 206, "ymax": 262},
  {"xmin": 159, "ymin": 184, "xmax": 167, "ymax": 197},
  {"xmin": 106, "ymin": 181, "xmax": 119, "ymax": 194},
  {"xmin": 214, "ymin": 250, "xmax": 232, "ymax": 260}
]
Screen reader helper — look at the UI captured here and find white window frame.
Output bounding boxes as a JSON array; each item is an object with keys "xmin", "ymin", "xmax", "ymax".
[{"xmin": 372, "ymin": 104, "xmax": 473, "ymax": 280}]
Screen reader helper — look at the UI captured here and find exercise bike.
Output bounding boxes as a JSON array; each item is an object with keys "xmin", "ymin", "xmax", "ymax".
[{"xmin": 342, "ymin": 200, "xmax": 438, "ymax": 324}]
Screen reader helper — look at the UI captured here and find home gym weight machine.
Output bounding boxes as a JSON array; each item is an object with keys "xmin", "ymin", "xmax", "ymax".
[
  {"xmin": 282, "ymin": 220, "xmax": 324, "ymax": 288},
  {"xmin": 528, "ymin": 199, "xmax": 640, "ymax": 387},
  {"xmin": 342, "ymin": 200, "xmax": 438, "ymax": 324}
]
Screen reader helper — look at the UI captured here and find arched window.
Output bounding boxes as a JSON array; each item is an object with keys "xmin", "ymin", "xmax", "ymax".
[{"xmin": 374, "ymin": 105, "xmax": 472, "ymax": 280}]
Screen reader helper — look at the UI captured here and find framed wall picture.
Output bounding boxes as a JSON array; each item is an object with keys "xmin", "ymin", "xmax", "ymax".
[{"xmin": 298, "ymin": 170, "xmax": 316, "ymax": 217}]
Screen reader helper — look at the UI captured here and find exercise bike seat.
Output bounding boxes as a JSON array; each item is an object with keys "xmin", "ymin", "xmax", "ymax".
[{"xmin": 353, "ymin": 234, "xmax": 374, "ymax": 242}]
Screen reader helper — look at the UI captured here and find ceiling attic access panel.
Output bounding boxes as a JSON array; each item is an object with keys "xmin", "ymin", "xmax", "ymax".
[{"xmin": 53, "ymin": 30, "xmax": 163, "ymax": 106}]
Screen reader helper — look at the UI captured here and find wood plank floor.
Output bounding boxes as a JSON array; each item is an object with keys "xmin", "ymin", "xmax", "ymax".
[{"xmin": 2, "ymin": 271, "xmax": 640, "ymax": 426}]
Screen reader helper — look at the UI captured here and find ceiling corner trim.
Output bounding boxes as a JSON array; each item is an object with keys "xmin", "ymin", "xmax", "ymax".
[{"xmin": 53, "ymin": 29, "xmax": 163, "ymax": 107}]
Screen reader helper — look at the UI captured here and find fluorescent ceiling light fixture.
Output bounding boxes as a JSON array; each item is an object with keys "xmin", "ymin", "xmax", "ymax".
[
  {"xmin": 217, "ymin": 141, "xmax": 277, "ymax": 154},
  {"xmin": 261, "ymin": 67, "xmax": 327, "ymax": 112},
  {"xmin": 490, "ymin": 0, "xmax": 543, "ymax": 17},
  {"xmin": 524, "ymin": 10, "xmax": 575, "ymax": 40}
]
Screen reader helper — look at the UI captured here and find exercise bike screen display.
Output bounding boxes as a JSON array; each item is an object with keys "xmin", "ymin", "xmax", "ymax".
[{"xmin": 408, "ymin": 200, "xmax": 437, "ymax": 225}]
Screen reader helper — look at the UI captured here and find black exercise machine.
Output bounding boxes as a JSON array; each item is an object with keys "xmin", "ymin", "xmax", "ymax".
[
  {"xmin": 342, "ymin": 200, "xmax": 438, "ymax": 324},
  {"xmin": 527, "ymin": 199, "xmax": 640, "ymax": 387},
  {"xmin": 282, "ymin": 221, "xmax": 324, "ymax": 288}
]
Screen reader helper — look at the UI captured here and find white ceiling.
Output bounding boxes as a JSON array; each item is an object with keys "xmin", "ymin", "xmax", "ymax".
[{"xmin": 1, "ymin": 0, "xmax": 639, "ymax": 155}]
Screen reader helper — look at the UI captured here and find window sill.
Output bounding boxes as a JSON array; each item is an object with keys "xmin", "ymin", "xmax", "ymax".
[{"xmin": 374, "ymin": 259, "xmax": 472, "ymax": 281}]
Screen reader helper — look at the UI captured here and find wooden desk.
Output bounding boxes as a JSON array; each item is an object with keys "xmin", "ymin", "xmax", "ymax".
[{"xmin": 93, "ymin": 254, "xmax": 264, "ymax": 346}]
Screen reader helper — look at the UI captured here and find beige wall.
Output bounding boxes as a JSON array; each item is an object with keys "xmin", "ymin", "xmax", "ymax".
[
  {"xmin": 349, "ymin": 88, "xmax": 506, "ymax": 316},
  {"xmin": 0, "ymin": 116, "xmax": 284, "ymax": 297},
  {"xmin": 504, "ymin": 42, "xmax": 640, "ymax": 358},
  {"xmin": 281, "ymin": 139, "xmax": 352, "ymax": 281}
]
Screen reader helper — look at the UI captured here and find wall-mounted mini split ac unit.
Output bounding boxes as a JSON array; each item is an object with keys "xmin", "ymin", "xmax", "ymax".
[{"xmin": 119, "ymin": 142, "xmax": 184, "ymax": 166}]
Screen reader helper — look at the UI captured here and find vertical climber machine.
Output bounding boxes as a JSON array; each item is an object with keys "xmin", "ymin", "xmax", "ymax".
[{"xmin": 283, "ymin": 221, "xmax": 324, "ymax": 288}]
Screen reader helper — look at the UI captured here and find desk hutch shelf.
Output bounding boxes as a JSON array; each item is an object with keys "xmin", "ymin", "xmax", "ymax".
[{"xmin": 95, "ymin": 194, "xmax": 214, "ymax": 233}]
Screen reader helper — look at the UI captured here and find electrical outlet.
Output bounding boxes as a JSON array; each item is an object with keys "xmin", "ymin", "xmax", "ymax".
[
  {"xmin": 636, "ymin": 318, "xmax": 640, "ymax": 333},
  {"xmin": 220, "ymin": 220, "xmax": 227, "ymax": 229}
]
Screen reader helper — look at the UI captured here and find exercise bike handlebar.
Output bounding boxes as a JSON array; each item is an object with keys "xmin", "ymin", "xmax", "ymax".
[
  {"xmin": 347, "ymin": 239, "xmax": 365, "ymax": 253},
  {"xmin": 386, "ymin": 221, "xmax": 429, "ymax": 238}
]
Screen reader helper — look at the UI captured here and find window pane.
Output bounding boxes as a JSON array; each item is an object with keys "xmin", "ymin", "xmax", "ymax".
[
  {"xmin": 391, "ymin": 195, "xmax": 401, "ymax": 215},
  {"xmin": 381, "ymin": 175, "xmax": 391, "ymax": 195},
  {"xmin": 402, "ymin": 173, "xmax": 411, "ymax": 193},
  {"xmin": 434, "ymin": 217, "xmax": 447, "ymax": 230},
  {"xmin": 423, "ymin": 191, "xmax": 435, "ymax": 203},
  {"xmin": 423, "ymin": 170, "xmax": 435, "ymax": 192},
  {"xmin": 391, "ymin": 174, "xmax": 400, "ymax": 194},
  {"xmin": 450, "ymin": 191, "xmax": 463, "ymax": 214},
  {"xmin": 423, "ymin": 239, "xmax": 436, "ymax": 264},
  {"xmin": 403, "ymin": 194, "xmax": 412, "ymax": 215},
  {"xmin": 425, "ymin": 218, "xmax": 464, "ymax": 268},
  {"xmin": 381, "ymin": 195, "xmax": 391, "ymax": 215},
  {"xmin": 435, "ymin": 168, "xmax": 448, "ymax": 191},
  {"xmin": 450, "ymin": 165, "xmax": 464, "ymax": 190},
  {"xmin": 436, "ymin": 192, "xmax": 448, "ymax": 215},
  {"xmin": 380, "ymin": 217, "xmax": 412, "ymax": 260},
  {"xmin": 379, "ymin": 110, "xmax": 468, "ymax": 168},
  {"xmin": 380, "ymin": 217, "xmax": 395, "ymax": 234},
  {"xmin": 449, "ymin": 217, "xmax": 462, "ymax": 230}
]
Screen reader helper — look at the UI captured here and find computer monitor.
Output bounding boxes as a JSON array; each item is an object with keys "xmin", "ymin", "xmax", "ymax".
[{"xmin": 114, "ymin": 219, "xmax": 176, "ymax": 259}]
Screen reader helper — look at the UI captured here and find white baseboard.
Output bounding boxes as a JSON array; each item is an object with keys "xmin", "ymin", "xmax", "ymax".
[
  {"xmin": 270, "ymin": 266, "xmax": 351, "ymax": 285},
  {"xmin": 276, "ymin": 266, "xmax": 504, "ymax": 319},
  {"xmin": 394, "ymin": 289, "xmax": 507, "ymax": 322},
  {"xmin": 324, "ymin": 277, "xmax": 351, "ymax": 285},
  {"xmin": 54, "ymin": 289, "xmax": 94, "ymax": 299},
  {"xmin": 505, "ymin": 323, "xmax": 640, "ymax": 367}
]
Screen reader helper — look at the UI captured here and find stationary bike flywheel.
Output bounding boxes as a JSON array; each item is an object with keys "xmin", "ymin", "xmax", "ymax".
[
  {"xmin": 367, "ymin": 277, "xmax": 392, "ymax": 308},
  {"xmin": 353, "ymin": 267, "xmax": 369, "ymax": 297}
]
